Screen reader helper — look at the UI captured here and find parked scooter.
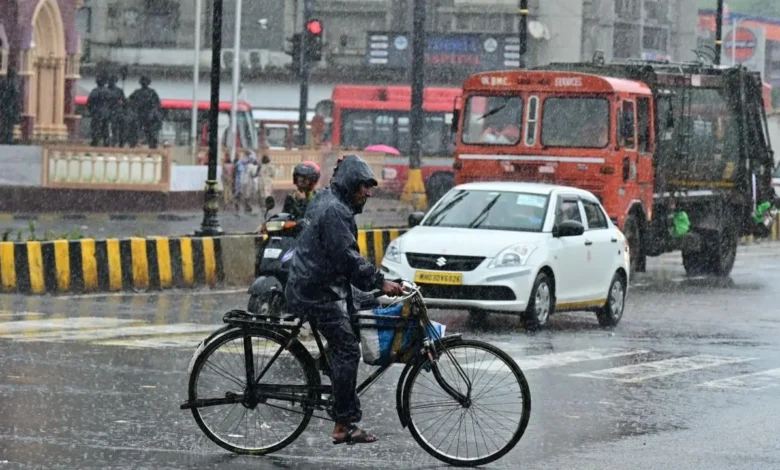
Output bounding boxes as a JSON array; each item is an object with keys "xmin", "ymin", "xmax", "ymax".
[{"xmin": 247, "ymin": 197, "xmax": 300, "ymax": 317}]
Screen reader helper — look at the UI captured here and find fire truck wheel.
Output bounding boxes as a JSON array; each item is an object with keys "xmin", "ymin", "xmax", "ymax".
[
  {"xmin": 425, "ymin": 172, "xmax": 455, "ymax": 207},
  {"xmin": 623, "ymin": 215, "xmax": 645, "ymax": 274}
]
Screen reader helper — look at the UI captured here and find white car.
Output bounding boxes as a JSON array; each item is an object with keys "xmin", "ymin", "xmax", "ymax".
[{"xmin": 381, "ymin": 182, "xmax": 630, "ymax": 330}]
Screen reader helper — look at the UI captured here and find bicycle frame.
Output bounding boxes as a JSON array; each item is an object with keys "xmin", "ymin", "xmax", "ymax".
[{"xmin": 181, "ymin": 287, "xmax": 474, "ymax": 415}]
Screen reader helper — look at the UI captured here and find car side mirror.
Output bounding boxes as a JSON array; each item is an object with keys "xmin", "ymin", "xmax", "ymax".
[
  {"xmin": 264, "ymin": 196, "xmax": 275, "ymax": 211},
  {"xmin": 408, "ymin": 212, "xmax": 425, "ymax": 228},
  {"xmin": 553, "ymin": 220, "xmax": 585, "ymax": 238}
]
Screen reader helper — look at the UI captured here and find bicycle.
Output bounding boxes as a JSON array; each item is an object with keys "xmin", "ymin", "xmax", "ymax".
[{"xmin": 180, "ymin": 280, "xmax": 532, "ymax": 467}]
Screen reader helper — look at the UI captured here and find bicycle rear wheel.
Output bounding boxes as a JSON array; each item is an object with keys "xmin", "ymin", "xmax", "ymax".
[
  {"xmin": 188, "ymin": 328, "xmax": 317, "ymax": 455},
  {"xmin": 402, "ymin": 339, "xmax": 531, "ymax": 467}
]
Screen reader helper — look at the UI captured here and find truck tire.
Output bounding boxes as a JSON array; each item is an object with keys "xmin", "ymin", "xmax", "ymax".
[
  {"xmin": 710, "ymin": 225, "xmax": 738, "ymax": 277},
  {"xmin": 682, "ymin": 226, "xmax": 738, "ymax": 277},
  {"xmin": 425, "ymin": 172, "xmax": 455, "ymax": 207},
  {"xmin": 623, "ymin": 215, "xmax": 645, "ymax": 274}
]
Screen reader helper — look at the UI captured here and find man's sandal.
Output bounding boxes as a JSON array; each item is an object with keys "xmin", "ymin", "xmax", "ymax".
[{"xmin": 332, "ymin": 425, "xmax": 379, "ymax": 445}]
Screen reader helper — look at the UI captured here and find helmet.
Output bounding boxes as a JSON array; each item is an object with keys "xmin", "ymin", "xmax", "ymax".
[{"xmin": 293, "ymin": 161, "xmax": 321, "ymax": 184}]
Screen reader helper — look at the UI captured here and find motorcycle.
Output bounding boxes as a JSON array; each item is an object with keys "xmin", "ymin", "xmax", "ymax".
[{"xmin": 247, "ymin": 196, "xmax": 300, "ymax": 317}]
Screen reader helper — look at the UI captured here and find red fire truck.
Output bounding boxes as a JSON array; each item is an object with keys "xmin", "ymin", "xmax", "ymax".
[
  {"xmin": 450, "ymin": 61, "xmax": 774, "ymax": 277},
  {"xmin": 314, "ymin": 85, "xmax": 460, "ymax": 198}
]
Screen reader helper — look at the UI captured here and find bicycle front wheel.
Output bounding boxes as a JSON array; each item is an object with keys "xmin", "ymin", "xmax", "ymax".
[
  {"xmin": 188, "ymin": 328, "xmax": 317, "ymax": 455},
  {"xmin": 402, "ymin": 339, "xmax": 531, "ymax": 467}
]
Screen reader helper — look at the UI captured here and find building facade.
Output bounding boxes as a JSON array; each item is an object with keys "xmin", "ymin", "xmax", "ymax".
[
  {"xmin": 0, "ymin": 0, "xmax": 82, "ymax": 142},
  {"xmin": 71, "ymin": 1, "xmax": 697, "ymax": 111}
]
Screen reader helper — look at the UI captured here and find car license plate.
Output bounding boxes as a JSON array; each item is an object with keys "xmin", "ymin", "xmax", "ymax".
[
  {"xmin": 264, "ymin": 248, "xmax": 283, "ymax": 259},
  {"xmin": 414, "ymin": 271, "xmax": 463, "ymax": 285}
]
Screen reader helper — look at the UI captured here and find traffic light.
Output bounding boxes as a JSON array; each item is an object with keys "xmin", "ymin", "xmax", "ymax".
[
  {"xmin": 304, "ymin": 19, "xmax": 324, "ymax": 62},
  {"xmin": 286, "ymin": 33, "xmax": 302, "ymax": 77}
]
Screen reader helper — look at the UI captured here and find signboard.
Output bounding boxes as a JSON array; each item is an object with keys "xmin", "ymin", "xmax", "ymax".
[
  {"xmin": 725, "ymin": 27, "xmax": 758, "ymax": 62},
  {"xmin": 722, "ymin": 25, "xmax": 766, "ymax": 79},
  {"xmin": 366, "ymin": 32, "xmax": 522, "ymax": 70}
]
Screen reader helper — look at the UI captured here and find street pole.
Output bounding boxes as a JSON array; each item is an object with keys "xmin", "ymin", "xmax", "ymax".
[
  {"xmin": 229, "ymin": 0, "xmax": 243, "ymax": 165},
  {"xmin": 714, "ymin": 0, "xmax": 724, "ymax": 65},
  {"xmin": 518, "ymin": 0, "xmax": 528, "ymax": 68},
  {"xmin": 296, "ymin": 0, "xmax": 314, "ymax": 147},
  {"xmin": 402, "ymin": 0, "xmax": 427, "ymax": 211},
  {"xmin": 731, "ymin": 17, "xmax": 737, "ymax": 66},
  {"xmin": 190, "ymin": 0, "xmax": 202, "ymax": 161},
  {"xmin": 196, "ymin": 0, "xmax": 224, "ymax": 236}
]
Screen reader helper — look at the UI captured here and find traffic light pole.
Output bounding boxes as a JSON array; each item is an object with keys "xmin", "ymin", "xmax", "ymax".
[
  {"xmin": 714, "ymin": 0, "xmax": 724, "ymax": 65},
  {"xmin": 402, "ymin": 0, "xmax": 427, "ymax": 211},
  {"xmin": 197, "ymin": 0, "xmax": 224, "ymax": 236},
  {"xmin": 296, "ymin": 0, "xmax": 314, "ymax": 146},
  {"xmin": 518, "ymin": 0, "xmax": 528, "ymax": 68}
]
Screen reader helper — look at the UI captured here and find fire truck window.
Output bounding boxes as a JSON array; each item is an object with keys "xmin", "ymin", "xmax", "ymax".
[
  {"xmin": 525, "ymin": 96, "xmax": 539, "ymax": 146},
  {"xmin": 462, "ymin": 96, "xmax": 523, "ymax": 145},
  {"xmin": 619, "ymin": 101, "xmax": 636, "ymax": 149},
  {"xmin": 541, "ymin": 98, "xmax": 609, "ymax": 148},
  {"xmin": 637, "ymin": 98, "xmax": 651, "ymax": 152}
]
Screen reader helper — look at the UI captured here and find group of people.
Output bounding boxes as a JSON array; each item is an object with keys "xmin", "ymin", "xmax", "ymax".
[{"xmin": 86, "ymin": 75, "xmax": 162, "ymax": 149}]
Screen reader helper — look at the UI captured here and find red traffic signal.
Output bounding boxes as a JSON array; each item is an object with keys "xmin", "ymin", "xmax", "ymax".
[{"xmin": 306, "ymin": 19, "xmax": 323, "ymax": 36}]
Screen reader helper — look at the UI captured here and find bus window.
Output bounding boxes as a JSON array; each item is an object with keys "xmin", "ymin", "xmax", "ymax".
[
  {"xmin": 462, "ymin": 96, "xmax": 523, "ymax": 145},
  {"xmin": 238, "ymin": 111, "xmax": 258, "ymax": 149},
  {"xmin": 619, "ymin": 101, "xmax": 636, "ymax": 149},
  {"xmin": 340, "ymin": 110, "xmax": 452, "ymax": 155},
  {"xmin": 541, "ymin": 97, "xmax": 609, "ymax": 148}
]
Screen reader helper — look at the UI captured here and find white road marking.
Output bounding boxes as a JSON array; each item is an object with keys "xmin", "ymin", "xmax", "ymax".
[
  {"xmin": 7, "ymin": 323, "xmax": 217, "ymax": 342},
  {"xmin": 0, "ymin": 317, "xmax": 137, "ymax": 335},
  {"xmin": 697, "ymin": 368, "xmax": 780, "ymax": 391},
  {"xmin": 53, "ymin": 288, "xmax": 247, "ymax": 300},
  {"xmin": 458, "ymin": 348, "xmax": 647, "ymax": 372},
  {"xmin": 571, "ymin": 354, "xmax": 755, "ymax": 383}
]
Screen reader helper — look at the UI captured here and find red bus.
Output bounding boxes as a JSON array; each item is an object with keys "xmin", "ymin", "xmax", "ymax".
[
  {"xmin": 74, "ymin": 96, "xmax": 259, "ymax": 162},
  {"xmin": 314, "ymin": 85, "xmax": 461, "ymax": 196}
]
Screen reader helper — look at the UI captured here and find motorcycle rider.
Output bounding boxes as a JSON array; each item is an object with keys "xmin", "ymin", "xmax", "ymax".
[
  {"xmin": 285, "ymin": 154, "xmax": 404, "ymax": 445},
  {"xmin": 283, "ymin": 161, "xmax": 321, "ymax": 219}
]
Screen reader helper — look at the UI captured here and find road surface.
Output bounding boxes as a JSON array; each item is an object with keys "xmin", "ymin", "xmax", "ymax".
[{"xmin": 0, "ymin": 244, "xmax": 779, "ymax": 469}]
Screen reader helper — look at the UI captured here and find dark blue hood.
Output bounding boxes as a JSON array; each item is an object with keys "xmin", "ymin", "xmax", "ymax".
[{"xmin": 331, "ymin": 154, "xmax": 378, "ymax": 214}]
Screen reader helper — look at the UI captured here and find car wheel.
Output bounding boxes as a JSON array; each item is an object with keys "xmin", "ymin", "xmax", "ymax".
[
  {"xmin": 523, "ymin": 272, "xmax": 554, "ymax": 331},
  {"xmin": 597, "ymin": 272, "xmax": 626, "ymax": 328}
]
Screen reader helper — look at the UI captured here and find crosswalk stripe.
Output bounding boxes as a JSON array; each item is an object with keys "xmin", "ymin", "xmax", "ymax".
[
  {"xmin": 8, "ymin": 323, "xmax": 217, "ymax": 342},
  {"xmin": 697, "ymin": 368, "xmax": 780, "ymax": 391},
  {"xmin": 0, "ymin": 317, "xmax": 136, "ymax": 335},
  {"xmin": 459, "ymin": 347, "xmax": 648, "ymax": 372},
  {"xmin": 570, "ymin": 354, "xmax": 755, "ymax": 383}
]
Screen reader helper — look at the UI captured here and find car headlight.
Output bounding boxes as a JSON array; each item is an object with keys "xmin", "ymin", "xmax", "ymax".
[
  {"xmin": 488, "ymin": 244, "xmax": 537, "ymax": 269},
  {"xmin": 384, "ymin": 240, "xmax": 402, "ymax": 263}
]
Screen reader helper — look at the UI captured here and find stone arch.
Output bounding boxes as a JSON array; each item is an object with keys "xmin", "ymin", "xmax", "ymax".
[{"xmin": 29, "ymin": 0, "xmax": 68, "ymax": 140}]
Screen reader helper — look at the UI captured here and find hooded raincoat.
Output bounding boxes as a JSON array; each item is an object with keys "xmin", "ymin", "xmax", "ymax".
[{"xmin": 284, "ymin": 154, "xmax": 383, "ymax": 424}]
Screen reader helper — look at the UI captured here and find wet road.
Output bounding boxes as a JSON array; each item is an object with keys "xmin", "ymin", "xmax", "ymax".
[{"xmin": 1, "ymin": 244, "xmax": 780, "ymax": 469}]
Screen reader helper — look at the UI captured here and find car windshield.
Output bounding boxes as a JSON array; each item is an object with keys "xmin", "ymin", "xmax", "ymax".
[
  {"xmin": 774, "ymin": 165, "xmax": 780, "ymax": 178},
  {"xmin": 423, "ymin": 189, "xmax": 549, "ymax": 232}
]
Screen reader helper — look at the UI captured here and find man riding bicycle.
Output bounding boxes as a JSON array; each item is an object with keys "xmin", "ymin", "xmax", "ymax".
[
  {"xmin": 285, "ymin": 154, "xmax": 404, "ymax": 445},
  {"xmin": 282, "ymin": 161, "xmax": 321, "ymax": 220}
]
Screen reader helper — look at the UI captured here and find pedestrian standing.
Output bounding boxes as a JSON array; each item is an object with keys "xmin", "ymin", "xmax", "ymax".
[
  {"xmin": 0, "ymin": 68, "xmax": 20, "ymax": 145},
  {"xmin": 87, "ymin": 74, "xmax": 111, "ymax": 147},
  {"xmin": 129, "ymin": 76, "xmax": 162, "ymax": 149},
  {"xmin": 257, "ymin": 154, "xmax": 275, "ymax": 201},
  {"xmin": 106, "ymin": 74, "xmax": 126, "ymax": 147}
]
